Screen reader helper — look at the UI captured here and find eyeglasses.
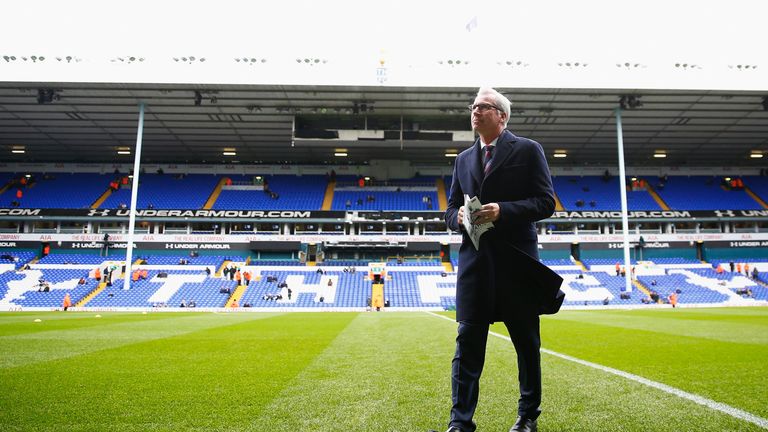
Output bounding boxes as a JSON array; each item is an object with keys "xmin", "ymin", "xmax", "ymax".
[{"xmin": 468, "ymin": 103, "xmax": 501, "ymax": 113}]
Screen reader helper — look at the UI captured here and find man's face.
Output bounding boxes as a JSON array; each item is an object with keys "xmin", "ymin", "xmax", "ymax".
[{"xmin": 470, "ymin": 95, "xmax": 506, "ymax": 136}]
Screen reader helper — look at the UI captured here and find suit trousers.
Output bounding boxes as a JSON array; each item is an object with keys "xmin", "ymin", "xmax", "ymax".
[{"xmin": 449, "ymin": 316, "xmax": 541, "ymax": 431}]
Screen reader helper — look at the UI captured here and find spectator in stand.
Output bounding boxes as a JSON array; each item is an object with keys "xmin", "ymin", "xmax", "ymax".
[
  {"xmin": 62, "ymin": 293, "xmax": 72, "ymax": 311},
  {"xmin": 715, "ymin": 264, "xmax": 724, "ymax": 274},
  {"xmin": 752, "ymin": 267, "xmax": 759, "ymax": 280},
  {"xmin": 744, "ymin": 263, "xmax": 750, "ymax": 276},
  {"xmin": 729, "ymin": 261, "xmax": 735, "ymax": 272},
  {"xmin": 668, "ymin": 292, "xmax": 678, "ymax": 308}
]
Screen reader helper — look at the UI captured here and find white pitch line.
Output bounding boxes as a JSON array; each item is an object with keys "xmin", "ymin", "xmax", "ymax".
[{"xmin": 425, "ymin": 311, "xmax": 768, "ymax": 430}]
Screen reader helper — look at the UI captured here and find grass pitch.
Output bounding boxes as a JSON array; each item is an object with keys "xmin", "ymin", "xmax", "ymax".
[{"xmin": 0, "ymin": 307, "xmax": 766, "ymax": 431}]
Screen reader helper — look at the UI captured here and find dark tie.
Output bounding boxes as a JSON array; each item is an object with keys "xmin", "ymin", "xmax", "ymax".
[{"xmin": 483, "ymin": 145, "xmax": 494, "ymax": 176}]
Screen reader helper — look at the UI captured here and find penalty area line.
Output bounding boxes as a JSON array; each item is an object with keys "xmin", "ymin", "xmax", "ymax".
[{"xmin": 425, "ymin": 311, "xmax": 768, "ymax": 430}]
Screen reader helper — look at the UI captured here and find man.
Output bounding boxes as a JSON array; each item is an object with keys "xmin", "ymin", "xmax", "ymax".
[{"xmin": 434, "ymin": 87, "xmax": 563, "ymax": 432}]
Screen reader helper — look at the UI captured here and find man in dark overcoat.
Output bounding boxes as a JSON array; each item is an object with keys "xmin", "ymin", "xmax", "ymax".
[{"xmin": 437, "ymin": 87, "xmax": 564, "ymax": 432}]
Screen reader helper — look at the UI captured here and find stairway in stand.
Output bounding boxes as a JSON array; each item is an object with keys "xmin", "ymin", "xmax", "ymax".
[
  {"xmin": 322, "ymin": 179, "xmax": 336, "ymax": 210},
  {"xmin": 632, "ymin": 279, "xmax": 656, "ymax": 302},
  {"xmin": 226, "ymin": 285, "xmax": 248, "ymax": 307},
  {"xmin": 75, "ymin": 282, "xmax": 108, "ymax": 307}
]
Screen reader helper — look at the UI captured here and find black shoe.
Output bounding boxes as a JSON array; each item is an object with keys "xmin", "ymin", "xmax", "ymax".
[
  {"xmin": 510, "ymin": 416, "xmax": 537, "ymax": 432},
  {"xmin": 428, "ymin": 428, "xmax": 462, "ymax": 432}
]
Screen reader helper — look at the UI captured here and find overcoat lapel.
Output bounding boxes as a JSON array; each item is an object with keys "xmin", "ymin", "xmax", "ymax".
[
  {"xmin": 467, "ymin": 140, "xmax": 483, "ymax": 193},
  {"xmin": 484, "ymin": 130, "xmax": 517, "ymax": 179}
]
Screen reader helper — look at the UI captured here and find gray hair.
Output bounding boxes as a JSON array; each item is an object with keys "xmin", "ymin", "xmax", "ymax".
[{"xmin": 477, "ymin": 87, "xmax": 511, "ymax": 127}]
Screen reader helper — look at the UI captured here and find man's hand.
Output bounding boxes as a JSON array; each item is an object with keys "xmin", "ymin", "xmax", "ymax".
[{"xmin": 471, "ymin": 203, "xmax": 500, "ymax": 225}]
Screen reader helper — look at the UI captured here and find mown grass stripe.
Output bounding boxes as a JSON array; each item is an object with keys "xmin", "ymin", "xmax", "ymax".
[
  {"xmin": 249, "ymin": 312, "xmax": 453, "ymax": 431},
  {"xmin": 0, "ymin": 312, "xmax": 282, "ymax": 369},
  {"xmin": 426, "ymin": 311, "xmax": 768, "ymax": 430},
  {"xmin": 0, "ymin": 312, "xmax": 357, "ymax": 432},
  {"xmin": 548, "ymin": 309, "xmax": 768, "ymax": 345}
]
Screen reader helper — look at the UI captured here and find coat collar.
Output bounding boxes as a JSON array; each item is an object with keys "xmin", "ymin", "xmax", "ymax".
[
  {"xmin": 485, "ymin": 130, "xmax": 517, "ymax": 178},
  {"xmin": 469, "ymin": 130, "xmax": 518, "ymax": 185}
]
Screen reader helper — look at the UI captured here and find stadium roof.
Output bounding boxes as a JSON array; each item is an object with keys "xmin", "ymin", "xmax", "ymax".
[{"xmin": 0, "ymin": 82, "xmax": 766, "ymax": 167}]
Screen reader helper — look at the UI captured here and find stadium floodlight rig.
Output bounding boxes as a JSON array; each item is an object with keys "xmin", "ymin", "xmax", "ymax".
[
  {"xmin": 618, "ymin": 95, "xmax": 642, "ymax": 110},
  {"xmin": 36, "ymin": 88, "xmax": 60, "ymax": 104}
]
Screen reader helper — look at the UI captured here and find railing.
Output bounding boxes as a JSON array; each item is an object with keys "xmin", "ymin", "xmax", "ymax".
[
  {"xmin": 32, "ymin": 228, "xmax": 57, "ymax": 233},
  {"xmin": 576, "ymin": 229, "xmax": 601, "ymax": 234},
  {"xmin": 733, "ymin": 227, "xmax": 758, "ymax": 233},
  {"xmin": 99, "ymin": 228, "xmax": 124, "ymax": 234},
  {"xmin": 638, "ymin": 228, "xmax": 663, "ymax": 234},
  {"xmin": 59, "ymin": 227, "xmax": 86, "ymax": 233},
  {"xmin": 163, "ymin": 228, "xmax": 188, "ymax": 234}
]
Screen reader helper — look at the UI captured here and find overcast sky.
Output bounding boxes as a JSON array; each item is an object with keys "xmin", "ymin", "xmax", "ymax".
[
  {"xmin": 2, "ymin": 1, "xmax": 764, "ymax": 89},
  {"xmin": 3, "ymin": 1, "xmax": 762, "ymax": 59}
]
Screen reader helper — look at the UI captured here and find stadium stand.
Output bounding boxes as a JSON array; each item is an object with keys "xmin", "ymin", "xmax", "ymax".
[
  {"xmin": 654, "ymin": 176, "xmax": 763, "ymax": 210},
  {"xmin": 101, "ymin": 174, "xmax": 221, "ymax": 209},
  {"xmin": 4, "ymin": 173, "xmax": 110, "ymax": 209},
  {"xmin": 744, "ymin": 176, "xmax": 768, "ymax": 204},
  {"xmin": 38, "ymin": 253, "xmax": 124, "ymax": 265},
  {"xmin": 213, "ymin": 175, "xmax": 327, "ymax": 210},
  {"xmin": 3, "ymin": 257, "xmax": 768, "ymax": 309},
  {"xmin": 331, "ymin": 190, "xmax": 438, "ymax": 211},
  {"xmin": 0, "ymin": 249, "xmax": 37, "ymax": 269},
  {"xmin": 552, "ymin": 176, "xmax": 661, "ymax": 210},
  {"xmin": 3, "ymin": 268, "xmax": 95, "ymax": 308},
  {"xmin": 1, "ymin": 170, "xmax": 768, "ymax": 311}
]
